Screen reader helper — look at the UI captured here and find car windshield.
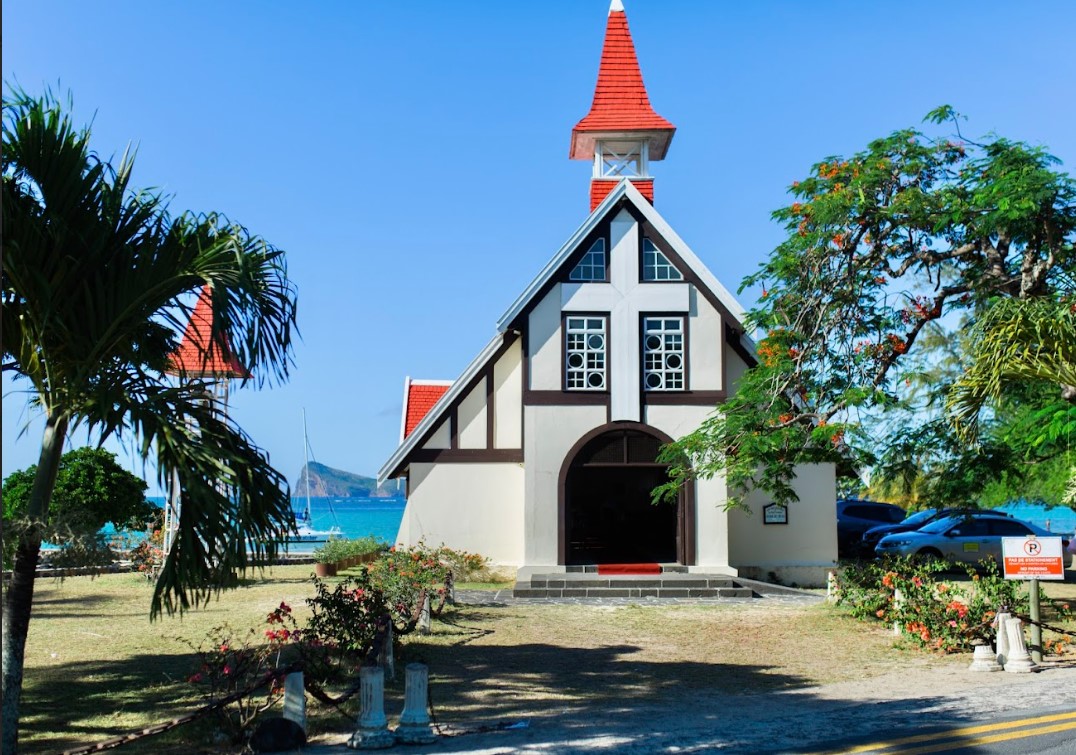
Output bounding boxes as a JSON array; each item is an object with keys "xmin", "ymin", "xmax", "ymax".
[
  {"xmin": 900, "ymin": 509, "xmax": 937, "ymax": 527},
  {"xmin": 918, "ymin": 516, "xmax": 960, "ymax": 534}
]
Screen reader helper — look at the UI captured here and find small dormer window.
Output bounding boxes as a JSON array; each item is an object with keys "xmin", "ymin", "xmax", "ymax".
[
  {"xmin": 642, "ymin": 238, "xmax": 683, "ymax": 281},
  {"xmin": 569, "ymin": 238, "xmax": 607, "ymax": 281},
  {"xmin": 595, "ymin": 140, "xmax": 649, "ymax": 179}
]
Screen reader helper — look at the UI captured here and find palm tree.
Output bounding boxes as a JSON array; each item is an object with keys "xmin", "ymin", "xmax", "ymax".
[
  {"xmin": 2, "ymin": 89, "xmax": 298, "ymax": 752},
  {"xmin": 947, "ymin": 297, "xmax": 1076, "ymax": 500}
]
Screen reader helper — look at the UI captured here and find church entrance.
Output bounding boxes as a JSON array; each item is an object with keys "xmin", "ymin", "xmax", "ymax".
[{"xmin": 560, "ymin": 425, "xmax": 692, "ymax": 565}]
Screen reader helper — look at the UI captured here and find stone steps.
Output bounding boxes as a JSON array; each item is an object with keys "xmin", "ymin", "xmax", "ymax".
[{"xmin": 513, "ymin": 573, "xmax": 756, "ymax": 599}]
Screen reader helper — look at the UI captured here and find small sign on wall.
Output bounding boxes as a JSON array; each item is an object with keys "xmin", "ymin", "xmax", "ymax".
[{"xmin": 763, "ymin": 503, "xmax": 788, "ymax": 525}]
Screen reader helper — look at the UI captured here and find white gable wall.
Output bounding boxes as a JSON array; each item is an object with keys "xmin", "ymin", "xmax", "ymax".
[
  {"xmin": 687, "ymin": 288, "xmax": 724, "ymax": 391},
  {"xmin": 457, "ymin": 380, "xmax": 487, "ymax": 449},
  {"xmin": 494, "ymin": 340, "xmax": 523, "ymax": 448},
  {"xmin": 422, "ymin": 420, "xmax": 451, "ymax": 450},
  {"xmin": 528, "ymin": 288, "xmax": 563, "ymax": 390}
]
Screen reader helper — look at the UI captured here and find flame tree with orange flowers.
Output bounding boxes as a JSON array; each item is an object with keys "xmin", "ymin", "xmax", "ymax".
[{"xmin": 655, "ymin": 107, "xmax": 1076, "ymax": 511}]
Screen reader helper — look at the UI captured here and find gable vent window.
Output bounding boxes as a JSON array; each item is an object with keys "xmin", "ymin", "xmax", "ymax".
[
  {"xmin": 569, "ymin": 239, "xmax": 607, "ymax": 282},
  {"xmin": 642, "ymin": 317, "xmax": 685, "ymax": 391},
  {"xmin": 642, "ymin": 238, "xmax": 683, "ymax": 281},
  {"xmin": 565, "ymin": 316, "xmax": 607, "ymax": 390}
]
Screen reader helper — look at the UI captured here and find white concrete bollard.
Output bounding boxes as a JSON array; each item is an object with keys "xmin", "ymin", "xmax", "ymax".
[
  {"xmin": 1003, "ymin": 617, "xmax": 1037, "ymax": 673},
  {"xmin": 993, "ymin": 611, "xmax": 1012, "ymax": 666},
  {"xmin": 395, "ymin": 663, "xmax": 437, "ymax": 744},
  {"xmin": 418, "ymin": 594, "xmax": 431, "ymax": 636},
  {"xmin": 282, "ymin": 672, "xmax": 306, "ymax": 731},
  {"xmin": 347, "ymin": 666, "xmax": 395, "ymax": 749},
  {"xmin": 826, "ymin": 570, "xmax": 837, "ymax": 602},
  {"xmin": 968, "ymin": 643, "xmax": 1003, "ymax": 672}
]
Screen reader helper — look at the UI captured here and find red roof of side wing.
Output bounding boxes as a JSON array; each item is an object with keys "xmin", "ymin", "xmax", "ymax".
[
  {"xmin": 404, "ymin": 380, "xmax": 452, "ymax": 439},
  {"xmin": 570, "ymin": 3, "xmax": 675, "ymax": 159},
  {"xmin": 168, "ymin": 285, "xmax": 250, "ymax": 378}
]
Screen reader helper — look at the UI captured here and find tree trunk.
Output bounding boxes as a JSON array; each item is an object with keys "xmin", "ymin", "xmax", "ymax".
[{"xmin": 2, "ymin": 413, "xmax": 68, "ymax": 755}]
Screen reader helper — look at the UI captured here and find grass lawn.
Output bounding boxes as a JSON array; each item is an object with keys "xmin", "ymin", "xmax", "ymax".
[{"xmin": 14, "ymin": 563, "xmax": 1076, "ymax": 753}]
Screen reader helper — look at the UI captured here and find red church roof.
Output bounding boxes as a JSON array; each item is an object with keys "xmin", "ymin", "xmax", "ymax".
[
  {"xmin": 168, "ymin": 285, "xmax": 250, "ymax": 378},
  {"xmin": 570, "ymin": 0, "xmax": 675, "ymax": 160},
  {"xmin": 402, "ymin": 379, "xmax": 452, "ymax": 440}
]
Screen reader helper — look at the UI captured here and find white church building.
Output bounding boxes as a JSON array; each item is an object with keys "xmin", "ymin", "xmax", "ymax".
[{"xmin": 378, "ymin": 1, "xmax": 837, "ymax": 586}]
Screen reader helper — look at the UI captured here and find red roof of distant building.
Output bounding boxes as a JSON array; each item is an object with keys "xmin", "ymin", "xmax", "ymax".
[
  {"xmin": 168, "ymin": 285, "xmax": 250, "ymax": 378},
  {"xmin": 570, "ymin": 4, "xmax": 675, "ymax": 160},
  {"xmin": 403, "ymin": 380, "xmax": 452, "ymax": 439}
]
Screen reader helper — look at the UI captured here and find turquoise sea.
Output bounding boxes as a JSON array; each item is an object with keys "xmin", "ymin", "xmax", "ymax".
[
  {"xmin": 287, "ymin": 496, "xmax": 406, "ymax": 553},
  {"xmin": 77, "ymin": 496, "xmax": 405, "ymax": 555}
]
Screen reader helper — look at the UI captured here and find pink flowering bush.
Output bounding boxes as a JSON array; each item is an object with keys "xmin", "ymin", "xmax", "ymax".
[
  {"xmin": 183, "ymin": 610, "xmax": 294, "ymax": 742},
  {"xmin": 366, "ymin": 543, "xmax": 486, "ymax": 630},
  {"xmin": 835, "ymin": 556, "xmax": 1023, "ymax": 652}
]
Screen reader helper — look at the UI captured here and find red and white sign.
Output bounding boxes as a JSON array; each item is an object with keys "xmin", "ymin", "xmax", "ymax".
[{"xmin": 1002, "ymin": 537, "xmax": 1065, "ymax": 580}]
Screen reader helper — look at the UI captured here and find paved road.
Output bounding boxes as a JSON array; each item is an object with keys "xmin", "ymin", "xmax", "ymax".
[
  {"xmin": 809, "ymin": 708, "xmax": 1076, "ymax": 754},
  {"xmin": 293, "ymin": 664, "xmax": 1076, "ymax": 754}
]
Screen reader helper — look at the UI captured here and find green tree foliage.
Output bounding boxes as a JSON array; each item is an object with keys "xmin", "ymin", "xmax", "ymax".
[
  {"xmin": 657, "ymin": 108, "xmax": 1076, "ymax": 509},
  {"xmin": 2, "ymin": 89, "xmax": 298, "ymax": 752},
  {"xmin": 3, "ymin": 447, "xmax": 153, "ymax": 533},
  {"xmin": 2, "ymin": 447, "xmax": 155, "ymax": 568}
]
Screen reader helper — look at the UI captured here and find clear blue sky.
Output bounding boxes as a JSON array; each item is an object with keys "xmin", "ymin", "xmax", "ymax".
[{"xmin": 4, "ymin": 1, "xmax": 1076, "ymax": 493}]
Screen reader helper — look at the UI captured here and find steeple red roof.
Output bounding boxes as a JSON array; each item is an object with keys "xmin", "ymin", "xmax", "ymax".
[
  {"xmin": 570, "ymin": 0, "xmax": 675, "ymax": 160},
  {"xmin": 168, "ymin": 285, "xmax": 250, "ymax": 378}
]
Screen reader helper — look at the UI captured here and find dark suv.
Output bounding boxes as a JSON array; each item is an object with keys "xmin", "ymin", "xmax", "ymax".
[{"xmin": 836, "ymin": 498, "xmax": 905, "ymax": 558}]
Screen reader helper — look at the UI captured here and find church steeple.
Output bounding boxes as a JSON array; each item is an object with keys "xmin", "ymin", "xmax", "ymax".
[{"xmin": 571, "ymin": 0, "xmax": 676, "ymax": 211}]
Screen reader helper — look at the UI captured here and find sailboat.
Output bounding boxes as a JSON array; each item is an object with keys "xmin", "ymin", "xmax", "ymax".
[{"xmin": 289, "ymin": 409, "xmax": 341, "ymax": 544}]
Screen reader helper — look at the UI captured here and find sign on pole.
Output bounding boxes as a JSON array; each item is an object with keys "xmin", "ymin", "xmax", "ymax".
[{"xmin": 1001, "ymin": 537, "xmax": 1065, "ymax": 580}]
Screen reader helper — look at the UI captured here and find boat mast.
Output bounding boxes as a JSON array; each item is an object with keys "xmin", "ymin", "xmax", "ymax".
[{"xmin": 303, "ymin": 407, "xmax": 313, "ymax": 520}]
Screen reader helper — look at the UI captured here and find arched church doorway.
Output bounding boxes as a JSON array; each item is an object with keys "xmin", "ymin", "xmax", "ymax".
[{"xmin": 559, "ymin": 424, "xmax": 693, "ymax": 565}]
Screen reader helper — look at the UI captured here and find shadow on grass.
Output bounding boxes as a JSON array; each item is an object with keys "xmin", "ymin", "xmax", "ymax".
[{"xmin": 19, "ymin": 650, "xmax": 225, "ymax": 754}]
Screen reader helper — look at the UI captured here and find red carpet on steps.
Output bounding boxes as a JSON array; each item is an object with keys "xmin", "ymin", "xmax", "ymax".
[{"xmin": 597, "ymin": 563, "xmax": 662, "ymax": 575}]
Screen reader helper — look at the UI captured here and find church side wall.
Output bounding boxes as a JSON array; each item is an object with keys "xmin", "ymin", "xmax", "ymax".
[
  {"xmin": 727, "ymin": 463, "xmax": 838, "ymax": 587},
  {"xmin": 493, "ymin": 340, "xmax": 522, "ymax": 448},
  {"xmin": 523, "ymin": 404, "xmax": 608, "ymax": 566},
  {"xmin": 398, "ymin": 462, "xmax": 524, "ymax": 567}
]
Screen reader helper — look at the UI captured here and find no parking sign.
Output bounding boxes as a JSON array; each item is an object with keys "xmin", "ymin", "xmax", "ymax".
[{"xmin": 1002, "ymin": 536, "xmax": 1065, "ymax": 580}]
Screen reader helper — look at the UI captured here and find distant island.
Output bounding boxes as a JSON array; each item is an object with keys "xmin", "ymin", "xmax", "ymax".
[{"xmin": 295, "ymin": 461, "xmax": 401, "ymax": 498}]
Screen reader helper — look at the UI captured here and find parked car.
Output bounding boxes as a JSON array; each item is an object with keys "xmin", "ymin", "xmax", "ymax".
[
  {"xmin": 836, "ymin": 499, "xmax": 905, "ymax": 558},
  {"xmin": 860, "ymin": 508, "xmax": 1012, "ymax": 553},
  {"xmin": 875, "ymin": 513, "xmax": 1070, "ymax": 566}
]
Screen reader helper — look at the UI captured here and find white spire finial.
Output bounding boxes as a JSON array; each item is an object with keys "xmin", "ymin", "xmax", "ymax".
[{"xmin": 609, "ymin": 0, "xmax": 625, "ymax": 13}]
